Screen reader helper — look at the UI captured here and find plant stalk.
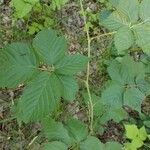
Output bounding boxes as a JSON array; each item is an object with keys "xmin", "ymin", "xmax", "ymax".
[{"xmin": 79, "ymin": 0, "xmax": 93, "ymax": 134}]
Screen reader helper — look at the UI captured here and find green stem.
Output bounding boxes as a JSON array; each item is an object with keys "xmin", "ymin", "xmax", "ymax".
[
  {"xmin": 79, "ymin": 0, "xmax": 93, "ymax": 134},
  {"xmin": 91, "ymin": 31, "xmax": 116, "ymax": 41}
]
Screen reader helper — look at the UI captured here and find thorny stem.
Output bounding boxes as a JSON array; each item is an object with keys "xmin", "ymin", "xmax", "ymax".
[
  {"xmin": 79, "ymin": 0, "xmax": 93, "ymax": 134},
  {"xmin": 91, "ymin": 31, "xmax": 116, "ymax": 41}
]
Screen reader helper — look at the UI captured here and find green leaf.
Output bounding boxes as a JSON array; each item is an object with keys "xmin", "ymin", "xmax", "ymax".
[
  {"xmin": 136, "ymin": 76, "xmax": 150, "ymax": 96},
  {"xmin": 101, "ymin": 81, "xmax": 123, "ymax": 108},
  {"xmin": 42, "ymin": 118, "xmax": 71, "ymax": 145},
  {"xmin": 51, "ymin": 0, "xmax": 69, "ymax": 10},
  {"xmin": 139, "ymin": 126, "xmax": 147, "ymax": 141},
  {"xmin": 55, "ymin": 55, "xmax": 88, "ymax": 75},
  {"xmin": 114, "ymin": 27, "xmax": 134, "ymax": 53},
  {"xmin": 104, "ymin": 141, "xmax": 122, "ymax": 150},
  {"xmin": 134, "ymin": 24, "xmax": 150, "ymax": 56},
  {"xmin": 11, "ymin": 0, "xmax": 39, "ymax": 18},
  {"xmin": 100, "ymin": 107, "xmax": 127, "ymax": 124},
  {"xmin": 107, "ymin": 60, "xmax": 123, "ymax": 84},
  {"xmin": 131, "ymin": 139, "xmax": 143, "ymax": 149},
  {"xmin": 80, "ymin": 136, "xmax": 104, "ymax": 150},
  {"xmin": 58, "ymin": 75, "xmax": 78, "ymax": 101},
  {"xmin": 114, "ymin": 0, "xmax": 139, "ymax": 23},
  {"xmin": 65, "ymin": 118, "xmax": 88, "ymax": 142},
  {"xmin": 16, "ymin": 72, "xmax": 62, "ymax": 122},
  {"xmin": 144, "ymin": 121, "xmax": 150, "ymax": 128},
  {"xmin": 99, "ymin": 10, "xmax": 129, "ymax": 31},
  {"xmin": 43, "ymin": 141, "xmax": 67, "ymax": 150},
  {"xmin": 140, "ymin": 0, "xmax": 150, "ymax": 22},
  {"xmin": 124, "ymin": 87, "xmax": 145, "ymax": 112},
  {"xmin": 33, "ymin": 29, "xmax": 67, "ymax": 64},
  {"xmin": 0, "ymin": 42, "xmax": 38, "ymax": 88},
  {"xmin": 120, "ymin": 55, "xmax": 145, "ymax": 84},
  {"xmin": 125, "ymin": 124, "xmax": 139, "ymax": 140}
]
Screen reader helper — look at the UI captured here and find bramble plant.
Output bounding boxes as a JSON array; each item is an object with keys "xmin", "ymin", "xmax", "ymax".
[
  {"xmin": 1, "ymin": 0, "xmax": 150, "ymax": 149},
  {"xmin": 99, "ymin": 0, "xmax": 150, "ymax": 55},
  {"xmin": 0, "ymin": 29, "xmax": 88, "ymax": 123}
]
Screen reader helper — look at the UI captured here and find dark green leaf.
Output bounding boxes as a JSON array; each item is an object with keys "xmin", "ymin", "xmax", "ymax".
[
  {"xmin": 55, "ymin": 55, "xmax": 88, "ymax": 75},
  {"xmin": 80, "ymin": 136, "xmax": 104, "ymax": 150},
  {"xmin": 101, "ymin": 81, "xmax": 124, "ymax": 108},
  {"xmin": 114, "ymin": 27, "xmax": 134, "ymax": 53},
  {"xmin": 65, "ymin": 118, "xmax": 88, "ymax": 142},
  {"xmin": 99, "ymin": 10, "xmax": 129, "ymax": 31},
  {"xmin": 134, "ymin": 24, "xmax": 150, "ymax": 56},
  {"xmin": 33, "ymin": 29, "xmax": 67, "ymax": 64},
  {"xmin": 114, "ymin": 0, "xmax": 139, "ymax": 23},
  {"xmin": 43, "ymin": 141, "xmax": 67, "ymax": 150},
  {"xmin": 0, "ymin": 42, "xmax": 38, "ymax": 88},
  {"xmin": 124, "ymin": 87, "xmax": 145, "ymax": 112},
  {"xmin": 42, "ymin": 117, "xmax": 71, "ymax": 145},
  {"xmin": 104, "ymin": 141, "xmax": 122, "ymax": 150},
  {"xmin": 58, "ymin": 75, "xmax": 78, "ymax": 101},
  {"xmin": 16, "ymin": 72, "xmax": 62, "ymax": 122}
]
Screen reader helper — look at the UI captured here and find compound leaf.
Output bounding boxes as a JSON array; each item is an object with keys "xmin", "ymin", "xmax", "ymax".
[
  {"xmin": 55, "ymin": 55, "xmax": 88, "ymax": 75},
  {"xmin": 33, "ymin": 29, "xmax": 67, "ymax": 64},
  {"xmin": 0, "ymin": 42, "xmax": 38, "ymax": 88},
  {"xmin": 43, "ymin": 141, "xmax": 67, "ymax": 150}
]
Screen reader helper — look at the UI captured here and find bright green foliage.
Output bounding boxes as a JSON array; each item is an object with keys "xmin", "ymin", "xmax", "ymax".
[
  {"xmin": 124, "ymin": 124, "xmax": 149, "ymax": 150},
  {"xmin": 43, "ymin": 141, "xmax": 67, "ymax": 150},
  {"xmin": 101, "ymin": 55, "xmax": 148, "ymax": 113},
  {"xmin": 51, "ymin": 0, "xmax": 69, "ymax": 10},
  {"xmin": 11, "ymin": 0, "xmax": 39, "ymax": 18},
  {"xmin": 0, "ymin": 29, "xmax": 88, "ymax": 123},
  {"xmin": 99, "ymin": 0, "xmax": 150, "ymax": 55}
]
